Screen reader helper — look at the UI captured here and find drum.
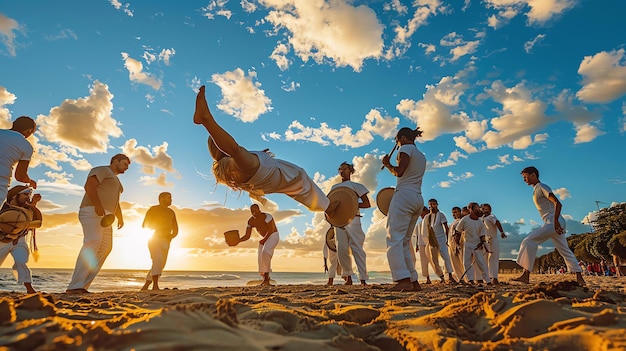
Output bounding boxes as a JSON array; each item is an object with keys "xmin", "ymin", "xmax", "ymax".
[
  {"xmin": 325, "ymin": 227, "xmax": 336, "ymax": 252},
  {"xmin": 0, "ymin": 207, "xmax": 31, "ymax": 242},
  {"xmin": 224, "ymin": 230, "xmax": 240, "ymax": 246},
  {"xmin": 375, "ymin": 187, "xmax": 395, "ymax": 216},
  {"xmin": 325, "ymin": 187, "xmax": 358, "ymax": 228}
]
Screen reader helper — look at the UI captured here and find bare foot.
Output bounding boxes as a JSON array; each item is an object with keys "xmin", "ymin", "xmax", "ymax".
[
  {"xmin": 512, "ymin": 273, "xmax": 530, "ymax": 284},
  {"xmin": 389, "ymin": 278, "xmax": 413, "ymax": 292},
  {"xmin": 344, "ymin": 276, "xmax": 353, "ymax": 285},
  {"xmin": 360, "ymin": 280, "xmax": 367, "ymax": 286},
  {"xmin": 193, "ymin": 85, "xmax": 211, "ymax": 125},
  {"xmin": 412, "ymin": 281, "xmax": 421, "ymax": 291},
  {"xmin": 152, "ymin": 286, "xmax": 160, "ymax": 291}
]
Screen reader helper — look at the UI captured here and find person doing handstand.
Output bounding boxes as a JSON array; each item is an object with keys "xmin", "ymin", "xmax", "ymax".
[{"xmin": 194, "ymin": 86, "xmax": 337, "ymax": 215}]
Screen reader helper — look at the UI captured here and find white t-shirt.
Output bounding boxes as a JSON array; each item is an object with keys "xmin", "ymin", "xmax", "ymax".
[
  {"xmin": 395, "ymin": 143, "xmax": 426, "ymax": 193},
  {"xmin": 533, "ymin": 182, "xmax": 560, "ymax": 222},
  {"xmin": 482, "ymin": 213, "xmax": 499, "ymax": 239},
  {"xmin": 0, "ymin": 129, "xmax": 34, "ymax": 192},
  {"xmin": 456, "ymin": 216, "xmax": 486, "ymax": 247},
  {"xmin": 242, "ymin": 151, "xmax": 329, "ymax": 212},
  {"xmin": 424, "ymin": 211, "xmax": 448, "ymax": 237},
  {"xmin": 330, "ymin": 180, "xmax": 368, "ymax": 224}
]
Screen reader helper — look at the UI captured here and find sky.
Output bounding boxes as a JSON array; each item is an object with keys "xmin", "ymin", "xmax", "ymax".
[{"xmin": 1, "ymin": 0, "xmax": 625, "ymax": 274}]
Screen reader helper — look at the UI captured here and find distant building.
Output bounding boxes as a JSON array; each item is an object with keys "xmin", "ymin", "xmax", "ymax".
[{"xmin": 499, "ymin": 259, "xmax": 522, "ymax": 273}]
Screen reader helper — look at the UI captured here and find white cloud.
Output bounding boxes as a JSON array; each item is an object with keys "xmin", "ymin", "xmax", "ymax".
[
  {"xmin": 109, "ymin": 0, "xmax": 134, "ymax": 17},
  {"xmin": 202, "ymin": 0, "xmax": 233, "ymax": 19},
  {"xmin": 385, "ymin": 0, "xmax": 445, "ymax": 59},
  {"xmin": 139, "ymin": 173, "xmax": 174, "ymax": 187},
  {"xmin": 121, "ymin": 52, "xmax": 162, "ymax": 90},
  {"xmin": 158, "ymin": 48, "xmax": 176, "ymax": 65},
  {"xmin": 283, "ymin": 109, "xmax": 398, "ymax": 148},
  {"xmin": 211, "ymin": 68, "xmax": 272, "ymax": 123},
  {"xmin": 621, "ymin": 102, "xmax": 626, "ymax": 133},
  {"xmin": 396, "ymin": 76, "xmax": 469, "ymax": 141},
  {"xmin": 384, "ymin": 0, "xmax": 408, "ymax": 15},
  {"xmin": 484, "ymin": 0, "xmax": 576, "ymax": 28},
  {"xmin": 576, "ymin": 49, "xmax": 626, "ymax": 103},
  {"xmin": 553, "ymin": 187, "xmax": 571, "ymax": 200},
  {"xmin": 523, "ymin": 33, "xmax": 545, "ymax": 53},
  {"xmin": 280, "ymin": 80, "xmax": 299, "ymax": 92},
  {"xmin": 0, "ymin": 13, "xmax": 21, "ymax": 56},
  {"xmin": 481, "ymin": 80, "xmax": 549, "ymax": 149},
  {"xmin": 0, "ymin": 85, "xmax": 17, "ymax": 128},
  {"xmin": 259, "ymin": 0, "xmax": 384, "ymax": 71},
  {"xmin": 36, "ymin": 80, "xmax": 123, "ymax": 153},
  {"xmin": 573, "ymin": 123, "xmax": 604, "ymax": 144},
  {"xmin": 45, "ymin": 29, "xmax": 78, "ymax": 41},
  {"xmin": 418, "ymin": 42, "xmax": 436, "ymax": 55},
  {"xmin": 241, "ymin": 0, "xmax": 257, "ymax": 13},
  {"xmin": 270, "ymin": 43, "xmax": 290, "ymax": 70},
  {"xmin": 121, "ymin": 139, "xmax": 178, "ymax": 175}
]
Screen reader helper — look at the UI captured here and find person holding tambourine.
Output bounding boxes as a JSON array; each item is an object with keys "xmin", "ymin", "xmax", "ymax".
[
  {"xmin": 66, "ymin": 154, "xmax": 130, "ymax": 294},
  {"xmin": 381, "ymin": 127, "xmax": 426, "ymax": 292},
  {"xmin": 0, "ymin": 185, "xmax": 42, "ymax": 293}
]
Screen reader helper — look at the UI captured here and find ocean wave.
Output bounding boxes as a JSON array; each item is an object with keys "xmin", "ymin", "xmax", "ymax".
[{"xmin": 167, "ymin": 273, "xmax": 241, "ymax": 281}]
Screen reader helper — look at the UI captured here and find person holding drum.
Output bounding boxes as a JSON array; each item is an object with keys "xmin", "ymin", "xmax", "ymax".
[
  {"xmin": 238, "ymin": 204, "xmax": 279, "ymax": 286},
  {"xmin": 0, "ymin": 185, "xmax": 43, "ymax": 293},
  {"xmin": 329, "ymin": 161, "xmax": 371, "ymax": 286},
  {"xmin": 381, "ymin": 127, "xmax": 426, "ymax": 291},
  {"xmin": 66, "ymin": 154, "xmax": 130, "ymax": 294},
  {"xmin": 194, "ymin": 86, "xmax": 347, "ymax": 220}
]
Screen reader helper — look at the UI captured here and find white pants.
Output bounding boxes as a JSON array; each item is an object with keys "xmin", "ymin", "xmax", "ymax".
[
  {"xmin": 448, "ymin": 239, "xmax": 464, "ymax": 281},
  {"xmin": 67, "ymin": 207, "xmax": 113, "ymax": 290},
  {"xmin": 325, "ymin": 245, "xmax": 341, "ymax": 278},
  {"xmin": 417, "ymin": 244, "xmax": 438, "ymax": 278},
  {"xmin": 486, "ymin": 236, "xmax": 500, "ymax": 279},
  {"xmin": 516, "ymin": 217, "xmax": 581, "ymax": 273},
  {"xmin": 0, "ymin": 236, "xmax": 31, "ymax": 284},
  {"xmin": 464, "ymin": 245, "xmax": 489, "ymax": 282},
  {"xmin": 386, "ymin": 189, "xmax": 422, "ymax": 282},
  {"xmin": 335, "ymin": 220, "xmax": 368, "ymax": 280},
  {"xmin": 258, "ymin": 232, "xmax": 279, "ymax": 274},
  {"xmin": 146, "ymin": 237, "xmax": 171, "ymax": 281},
  {"xmin": 429, "ymin": 233, "xmax": 454, "ymax": 275}
]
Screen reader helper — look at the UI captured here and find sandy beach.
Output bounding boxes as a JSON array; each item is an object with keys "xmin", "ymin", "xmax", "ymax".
[{"xmin": 1, "ymin": 274, "xmax": 625, "ymax": 351}]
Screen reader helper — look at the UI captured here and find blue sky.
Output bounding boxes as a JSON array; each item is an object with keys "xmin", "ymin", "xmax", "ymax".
[{"xmin": 1, "ymin": 0, "xmax": 624, "ymax": 273}]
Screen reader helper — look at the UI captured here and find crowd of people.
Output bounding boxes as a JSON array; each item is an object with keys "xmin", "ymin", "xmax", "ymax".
[{"xmin": 0, "ymin": 87, "xmax": 589, "ymax": 293}]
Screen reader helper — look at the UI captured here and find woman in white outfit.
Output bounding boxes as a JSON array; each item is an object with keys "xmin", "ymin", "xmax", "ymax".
[
  {"xmin": 194, "ymin": 86, "xmax": 333, "ymax": 214},
  {"xmin": 381, "ymin": 127, "xmax": 426, "ymax": 292}
]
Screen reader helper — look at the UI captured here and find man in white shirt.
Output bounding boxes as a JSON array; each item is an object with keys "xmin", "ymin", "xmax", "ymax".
[
  {"xmin": 0, "ymin": 117, "xmax": 37, "ymax": 203},
  {"xmin": 513, "ymin": 166, "xmax": 585, "ymax": 286},
  {"xmin": 330, "ymin": 162, "xmax": 370, "ymax": 285},
  {"xmin": 424, "ymin": 199, "xmax": 456, "ymax": 284},
  {"xmin": 481, "ymin": 203, "xmax": 506, "ymax": 284}
]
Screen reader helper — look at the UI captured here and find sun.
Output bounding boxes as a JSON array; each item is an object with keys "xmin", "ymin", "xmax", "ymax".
[{"xmin": 106, "ymin": 220, "xmax": 153, "ymax": 270}]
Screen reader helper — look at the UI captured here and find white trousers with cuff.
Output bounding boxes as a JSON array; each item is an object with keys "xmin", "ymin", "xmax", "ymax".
[
  {"xmin": 67, "ymin": 206, "xmax": 113, "ymax": 290},
  {"xmin": 516, "ymin": 217, "xmax": 581, "ymax": 273},
  {"xmin": 386, "ymin": 189, "xmax": 422, "ymax": 282},
  {"xmin": 258, "ymin": 232, "xmax": 279, "ymax": 274},
  {"xmin": 0, "ymin": 236, "xmax": 32, "ymax": 284},
  {"xmin": 146, "ymin": 237, "xmax": 171, "ymax": 281}
]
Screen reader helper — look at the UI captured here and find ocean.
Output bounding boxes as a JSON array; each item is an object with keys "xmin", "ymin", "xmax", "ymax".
[{"xmin": 0, "ymin": 268, "xmax": 395, "ymax": 293}]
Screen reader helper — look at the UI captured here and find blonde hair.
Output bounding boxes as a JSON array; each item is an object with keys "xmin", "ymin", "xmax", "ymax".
[{"xmin": 212, "ymin": 158, "xmax": 253, "ymax": 193}]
